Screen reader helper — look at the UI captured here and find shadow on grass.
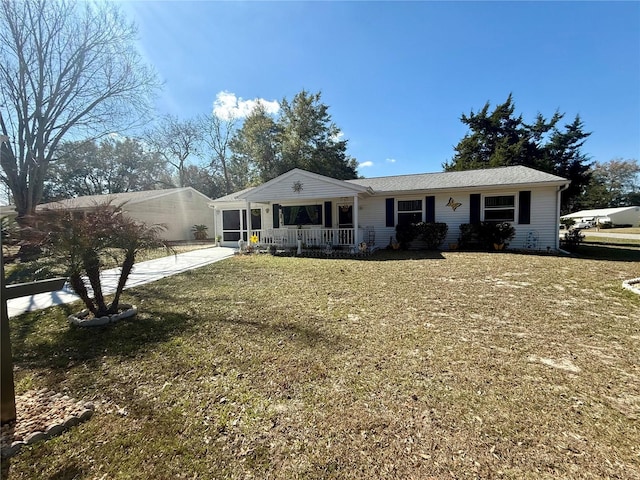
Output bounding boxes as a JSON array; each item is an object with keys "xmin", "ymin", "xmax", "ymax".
[
  {"xmin": 362, "ymin": 250, "xmax": 446, "ymax": 261},
  {"xmin": 10, "ymin": 296, "xmax": 195, "ymax": 371},
  {"xmin": 564, "ymin": 244, "xmax": 640, "ymax": 262},
  {"xmin": 216, "ymin": 315, "xmax": 348, "ymax": 352},
  {"xmin": 368, "ymin": 245, "xmax": 640, "ymax": 263}
]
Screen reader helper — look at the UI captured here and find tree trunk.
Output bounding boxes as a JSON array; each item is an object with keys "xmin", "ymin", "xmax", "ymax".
[
  {"xmin": 82, "ymin": 251, "xmax": 108, "ymax": 316},
  {"xmin": 109, "ymin": 251, "xmax": 135, "ymax": 314},
  {"xmin": 68, "ymin": 272, "xmax": 97, "ymax": 316}
]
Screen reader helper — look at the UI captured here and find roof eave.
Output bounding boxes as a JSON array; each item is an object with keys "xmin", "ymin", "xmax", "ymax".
[{"xmin": 369, "ymin": 179, "xmax": 569, "ymax": 196}]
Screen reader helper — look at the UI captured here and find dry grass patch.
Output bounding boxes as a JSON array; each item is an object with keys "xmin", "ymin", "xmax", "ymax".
[{"xmin": 5, "ymin": 250, "xmax": 640, "ymax": 479}]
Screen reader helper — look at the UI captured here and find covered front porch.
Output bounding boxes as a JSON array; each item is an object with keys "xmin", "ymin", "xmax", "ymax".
[{"xmin": 213, "ymin": 169, "xmax": 374, "ymax": 250}]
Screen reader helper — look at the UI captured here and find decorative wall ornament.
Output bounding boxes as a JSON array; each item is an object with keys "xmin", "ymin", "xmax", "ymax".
[
  {"xmin": 447, "ymin": 197, "xmax": 462, "ymax": 211},
  {"xmin": 292, "ymin": 181, "xmax": 304, "ymax": 193}
]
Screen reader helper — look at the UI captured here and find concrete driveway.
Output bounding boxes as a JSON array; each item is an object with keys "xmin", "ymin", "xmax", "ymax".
[{"xmin": 7, "ymin": 247, "xmax": 234, "ymax": 318}]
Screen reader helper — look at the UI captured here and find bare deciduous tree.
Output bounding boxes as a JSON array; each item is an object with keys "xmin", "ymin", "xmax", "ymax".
[
  {"xmin": 200, "ymin": 113, "xmax": 237, "ymax": 195},
  {"xmin": 0, "ymin": 0, "xmax": 160, "ymax": 221},
  {"xmin": 144, "ymin": 115, "xmax": 202, "ymax": 188}
]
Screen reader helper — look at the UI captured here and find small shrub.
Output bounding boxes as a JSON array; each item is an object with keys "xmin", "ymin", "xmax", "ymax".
[
  {"xmin": 415, "ymin": 222, "xmax": 448, "ymax": 250},
  {"xmin": 458, "ymin": 223, "xmax": 482, "ymax": 250},
  {"xmin": 561, "ymin": 228, "xmax": 585, "ymax": 249},
  {"xmin": 395, "ymin": 223, "xmax": 418, "ymax": 250},
  {"xmin": 478, "ymin": 222, "xmax": 515, "ymax": 249}
]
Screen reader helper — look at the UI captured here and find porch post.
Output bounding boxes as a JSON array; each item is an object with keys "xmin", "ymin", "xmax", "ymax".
[
  {"xmin": 353, "ymin": 195, "xmax": 359, "ymax": 245},
  {"xmin": 245, "ymin": 201, "xmax": 252, "ymax": 243}
]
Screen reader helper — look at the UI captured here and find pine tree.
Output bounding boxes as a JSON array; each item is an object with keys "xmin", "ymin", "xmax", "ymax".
[{"xmin": 444, "ymin": 95, "xmax": 591, "ymax": 212}]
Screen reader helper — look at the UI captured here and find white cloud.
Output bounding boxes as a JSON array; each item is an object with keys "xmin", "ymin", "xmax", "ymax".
[
  {"xmin": 386, "ymin": 158, "xmax": 396, "ymax": 163},
  {"xmin": 213, "ymin": 91, "xmax": 280, "ymax": 120},
  {"xmin": 359, "ymin": 161, "xmax": 374, "ymax": 168}
]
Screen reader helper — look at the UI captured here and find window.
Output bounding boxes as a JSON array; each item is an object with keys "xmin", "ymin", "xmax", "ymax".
[
  {"xmin": 397, "ymin": 199, "xmax": 422, "ymax": 226},
  {"xmin": 484, "ymin": 195, "xmax": 515, "ymax": 222},
  {"xmin": 282, "ymin": 205, "xmax": 323, "ymax": 226}
]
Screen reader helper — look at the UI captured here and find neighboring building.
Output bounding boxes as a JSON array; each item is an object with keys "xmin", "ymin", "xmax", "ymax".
[
  {"xmin": 211, "ymin": 165, "xmax": 570, "ymax": 251},
  {"xmin": 561, "ymin": 206, "xmax": 640, "ymax": 227},
  {"xmin": 1, "ymin": 188, "xmax": 215, "ymax": 242}
]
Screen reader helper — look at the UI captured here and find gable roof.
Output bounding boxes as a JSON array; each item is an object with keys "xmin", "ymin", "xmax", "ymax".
[
  {"xmin": 237, "ymin": 168, "xmax": 372, "ymax": 202},
  {"xmin": 346, "ymin": 165, "xmax": 568, "ymax": 193},
  {"xmin": 211, "ymin": 165, "xmax": 569, "ymax": 203},
  {"xmin": 37, "ymin": 187, "xmax": 213, "ymax": 211},
  {"xmin": 561, "ymin": 206, "xmax": 640, "ymax": 218}
]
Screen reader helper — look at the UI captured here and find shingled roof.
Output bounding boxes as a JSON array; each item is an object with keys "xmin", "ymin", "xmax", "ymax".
[
  {"xmin": 346, "ymin": 165, "xmax": 568, "ymax": 193},
  {"xmin": 36, "ymin": 187, "xmax": 211, "ymax": 211}
]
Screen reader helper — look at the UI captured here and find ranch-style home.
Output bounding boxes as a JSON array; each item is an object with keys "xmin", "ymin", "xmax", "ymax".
[{"xmin": 210, "ymin": 165, "xmax": 569, "ymax": 251}]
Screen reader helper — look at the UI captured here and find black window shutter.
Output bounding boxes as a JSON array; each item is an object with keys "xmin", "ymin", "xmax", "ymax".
[
  {"xmin": 272, "ymin": 204, "xmax": 280, "ymax": 228},
  {"xmin": 470, "ymin": 194, "xmax": 481, "ymax": 224},
  {"xmin": 519, "ymin": 191, "xmax": 531, "ymax": 224},
  {"xmin": 425, "ymin": 196, "xmax": 435, "ymax": 223},
  {"xmin": 385, "ymin": 198, "xmax": 395, "ymax": 227},
  {"xmin": 324, "ymin": 201, "xmax": 332, "ymax": 228}
]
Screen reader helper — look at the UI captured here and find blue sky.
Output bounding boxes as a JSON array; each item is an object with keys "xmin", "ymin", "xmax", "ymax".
[{"xmin": 122, "ymin": 1, "xmax": 640, "ymax": 178}]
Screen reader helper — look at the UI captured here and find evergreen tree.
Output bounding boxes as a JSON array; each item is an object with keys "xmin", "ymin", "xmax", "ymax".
[
  {"xmin": 444, "ymin": 95, "xmax": 591, "ymax": 212},
  {"xmin": 229, "ymin": 103, "xmax": 279, "ymax": 186},
  {"xmin": 277, "ymin": 90, "xmax": 357, "ymax": 180},
  {"xmin": 229, "ymin": 90, "xmax": 358, "ymax": 186}
]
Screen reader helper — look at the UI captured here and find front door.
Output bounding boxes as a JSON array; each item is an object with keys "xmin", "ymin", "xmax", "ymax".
[
  {"xmin": 338, "ymin": 204, "xmax": 353, "ymax": 228},
  {"xmin": 337, "ymin": 204, "xmax": 354, "ymax": 245}
]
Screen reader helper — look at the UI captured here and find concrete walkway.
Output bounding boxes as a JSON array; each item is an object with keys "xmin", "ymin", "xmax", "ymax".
[{"xmin": 7, "ymin": 247, "xmax": 234, "ymax": 318}]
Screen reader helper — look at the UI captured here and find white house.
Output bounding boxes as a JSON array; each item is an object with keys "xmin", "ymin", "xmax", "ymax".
[
  {"xmin": 211, "ymin": 165, "xmax": 570, "ymax": 251},
  {"xmin": 2, "ymin": 188, "xmax": 215, "ymax": 242},
  {"xmin": 561, "ymin": 206, "xmax": 640, "ymax": 227}
]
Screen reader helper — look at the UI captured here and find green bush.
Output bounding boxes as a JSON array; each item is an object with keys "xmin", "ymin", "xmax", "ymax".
[
  {"xmin": 478, "ymin": 222, "xmax": 515, "ymax": 248},
  {"xmin": 561, "ymin": 228, "xmax": 585, "ymax": 249},
  {"xmin": 458, "ymin": 223, "xmax": 481, "ymax": 250},
  {"xmin": 459, "ymin": 222, "xmax": 515, "ymax": 250},
  {"xmin": 395, "ymin": 223, "xmax": 418, "ymax": 250},
  {"xmin": 415, "ymin": 222, "xmax": 448, "ymax": 250}
]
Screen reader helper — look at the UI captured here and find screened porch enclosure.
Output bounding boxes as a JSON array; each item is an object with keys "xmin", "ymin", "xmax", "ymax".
[{"xmin": 219, "ymin": 200, "xmax": 359, "ymax": 248}]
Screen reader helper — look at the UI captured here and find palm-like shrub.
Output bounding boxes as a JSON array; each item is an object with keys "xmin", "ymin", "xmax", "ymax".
[{"xmin": 34, "ymin": 202, "xmax": 166, "ymax": 317}]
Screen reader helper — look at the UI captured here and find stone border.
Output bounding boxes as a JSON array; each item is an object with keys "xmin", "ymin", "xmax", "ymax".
[
  {"xmin": 1, "ymin": 397, "xmax": 94, "ymax": 459},
  {"xmin": 68, "ymin": 303, "xmax": 137, "ymax": 327},
  {"xmin": 622, "ymin": 278, "xmax": 640, "ymax": 295}
]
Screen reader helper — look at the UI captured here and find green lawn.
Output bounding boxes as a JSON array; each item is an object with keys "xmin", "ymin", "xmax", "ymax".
[{"xmin": 4, "ymin": 250, "xmax": 640, "ymax": 479}]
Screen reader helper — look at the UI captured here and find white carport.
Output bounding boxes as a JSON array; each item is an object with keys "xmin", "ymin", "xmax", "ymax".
[{"xmin": 561, "ymin": 206, "xmax": 640, "ymax": 227}]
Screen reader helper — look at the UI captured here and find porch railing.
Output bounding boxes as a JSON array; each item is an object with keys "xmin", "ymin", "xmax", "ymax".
[{"xmin": 252, "ymin": 228, "xmax": 356, "ymax": 247}]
